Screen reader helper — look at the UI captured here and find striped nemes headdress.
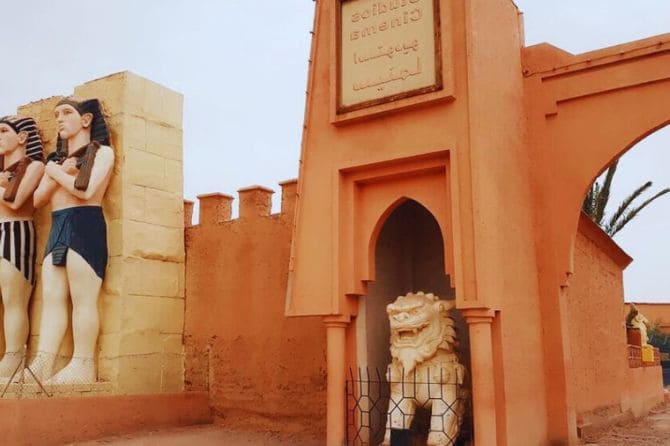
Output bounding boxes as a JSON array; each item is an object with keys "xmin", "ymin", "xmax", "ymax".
[
  {"xmin": 0, "ymin": 115, "xmax": 44, "ymax": 162},
  {"xmin": 55, "ymin": 97, "xmax": 110, "ymax": 155}
]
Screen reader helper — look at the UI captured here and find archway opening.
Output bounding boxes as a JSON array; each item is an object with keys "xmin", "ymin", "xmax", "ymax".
[
  {"xmin": 354, "ymin": 199, "xmax": 470, "ymax": 445},
  {"xmin": 569, "ymin": 125, "xmax": 670, "ymax": 424},
  {"xmin": 362, "ymin": 200, "xmax": 456, "ymax": 370},
  {"xmin": 580, "ymin": 124, "xmax": 670, "ymax": 300}
]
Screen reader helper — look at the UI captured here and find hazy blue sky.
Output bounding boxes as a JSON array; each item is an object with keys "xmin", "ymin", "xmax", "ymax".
[{"xmin": 1, "ymin": 1, "xmax": 668, "ymax": 301}]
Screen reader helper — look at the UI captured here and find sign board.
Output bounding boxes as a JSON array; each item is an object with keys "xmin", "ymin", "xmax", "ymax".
[{"xmin": 338, "ymin": 0, "xmax": 442, "ymax": 113}]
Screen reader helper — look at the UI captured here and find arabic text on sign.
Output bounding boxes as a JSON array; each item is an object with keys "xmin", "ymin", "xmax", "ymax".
[
  {"xmin": 352, "ymin": 57, "xmax": 423, "ymax": 92},
  {"xmin": 353, "ymin": 39, "xmax": 419, "ymax": 64}
]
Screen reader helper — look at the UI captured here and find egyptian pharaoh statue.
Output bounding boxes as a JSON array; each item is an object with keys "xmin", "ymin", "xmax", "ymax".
[
  {"xmin": 31, "ymin": 98, "xmax": 114, "ymax": 384},
  {"xmin": 0, "ymin": 116, "xmax": 44, "ymax": 379}
]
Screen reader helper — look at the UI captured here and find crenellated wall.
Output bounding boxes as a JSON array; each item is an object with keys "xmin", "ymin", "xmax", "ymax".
[{"xmin": 184, "ymin": 180, "xmax": 327, "ymax": 437}]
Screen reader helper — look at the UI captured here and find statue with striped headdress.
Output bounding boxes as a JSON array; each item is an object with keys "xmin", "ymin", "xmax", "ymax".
[{"xmin": 0, "ymin": 115, "xmax": 45, "ymax": 380}]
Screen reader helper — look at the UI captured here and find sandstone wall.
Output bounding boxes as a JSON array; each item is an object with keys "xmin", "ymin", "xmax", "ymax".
[
  {"xmin": 184, "ymin": 181, "xmax": 327, "ymax": 436},
  {"xmin": 6, "ymin": 71, "xmax": 185, "ymax": 394}
]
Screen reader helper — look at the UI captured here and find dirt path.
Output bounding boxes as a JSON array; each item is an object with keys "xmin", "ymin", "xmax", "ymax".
[
  {"xmin": 70, "ymin": 423, "xmax": 322, "ymax": 446},
  {"xmin": 581, "ymin": 404, "xmax": 670, "ymax": 445},
  {"xmin": 70, "ymin": 404, "xmax": 670, "ymax": 446}
]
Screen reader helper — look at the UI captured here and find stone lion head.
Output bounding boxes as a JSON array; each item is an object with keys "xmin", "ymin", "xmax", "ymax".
[{"xmin": 387, "ymin": 291, "xmax": 458, "ymax": 374}]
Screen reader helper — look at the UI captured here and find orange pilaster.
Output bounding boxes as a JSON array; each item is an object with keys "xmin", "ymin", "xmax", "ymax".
[
  {"xmin": 324, "ymin": 316, "xmax": 350, "ymax": 446},
  {"xmin": 463, "ymin": 308, "xmax": 497, "ymax": 445}
]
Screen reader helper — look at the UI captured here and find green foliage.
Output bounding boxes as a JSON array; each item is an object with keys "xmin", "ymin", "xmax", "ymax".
[{"xmin": 582, "ymin": 160, "xmax": 670, "ymax": 237}]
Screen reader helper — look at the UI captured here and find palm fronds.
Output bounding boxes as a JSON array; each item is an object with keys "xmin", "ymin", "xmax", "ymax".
[
  {"xmin": 606, "ymin": 187, "xmax": 670, "ymax": 236},
  {"xmin": 595, "ymin": 161, "xmax": 618, "ymax": 224},
  {"xmin": 582, "ymin": 159, "xmax": 669, "ymax": 237},
  {"xmin": 605, "ymin": 181, "xmax": 653, "ymax": 233}
]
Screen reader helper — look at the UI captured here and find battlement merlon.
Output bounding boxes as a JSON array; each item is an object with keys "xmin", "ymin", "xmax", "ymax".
[
  {"xmin": 183, "ymin": 200, "xmax": 194, "ymax": 228},
  {"xmin": 196, "ymin": 193, "xmax": 234, "ymax": 226},
  {"xmin": 190, "ymin": 179, "xmax": 299, "ymax": 227},
  {"xmin": 238, "ymin": 185, "xmax": 274, "ymax": 219},
  {"xmin": 279, "ymin": 179, "xmax": 298, "ymax": 218}
]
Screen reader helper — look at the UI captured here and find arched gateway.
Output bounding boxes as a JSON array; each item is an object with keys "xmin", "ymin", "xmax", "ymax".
[{"xmin": 285, "ymin": 1, "xmax": 670, "ymax": 444}]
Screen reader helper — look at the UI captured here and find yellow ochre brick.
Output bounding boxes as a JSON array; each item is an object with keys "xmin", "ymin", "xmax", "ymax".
[
  {"xmin": 146, "ymin": 121, "xmax": 182, "ymax": 161},
  {"xmin": 103, "ymin": 256, "xmax": 123, "ymax": 296},
  {"xmin": 107, "ymin": 219, "xmax": 123, "ymax": 257},
  {"xmin": 161, "ymin": 355, "xmax": 185, "ymax": 392},
  {"xmin": 122, "ymin": 296, "xmax": 185, "ymax": 334},
  {"xmin": 116, "ymin": 354, "xmax": 163, "ymax": 394},
  {"xmin": 143, "ymin": 79, "xmax": 183, "ymax": 128},
  {"xmin": 124, "ymin": 257, "xmax": 182, "ymax": 298},
  {"xmin": 98, "ymin": 357, "xmax": 120, "ymax": 384},
  {"xmin": 144, "ymin": 188, "xmax": 183, "ymax": 228},
  {"xmin": 125, "ymin": 220, "xmax": 184, "ymax": 262},
  {"xmin": 103, "ymin": 176, "xmax": 123, "ymax": 221},
  {"xmin": 127, "ymin": 185, "xmax": 146, "ymax": 222},
  {"xmin": 126, "ymin": 148, "xmax": 167, "ymax": 191},
  {"xmin": 99, "ymin": 295, "xmax": 123, "ymax": 335},
  {"xmin": 124, "ymin": 115, "xmax": 147, "ymax": 150},
  {"xmin": 162, "ymin": 334, "xmax": 185, "ymax": 355},
  {"xmin": 164, "ymin": 159, "xmax": 183, "ymax": 195},
  {"xmin": 98, "ymin": 332, "xmax": 121, "ymax": 360},
  {"xmin": 118, "ymin": 330, "xmax": 164, "ymax": 356}
]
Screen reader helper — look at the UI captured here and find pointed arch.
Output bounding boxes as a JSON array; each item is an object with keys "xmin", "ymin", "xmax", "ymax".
[
  {"xmin": 569, "ymin": 121, "xmax": 670, "ymax": 279},
  {"xmin": 364, "ymin": 196, "xmax": 451, "ymax": 284},
  {"xmin": 337, "ymin": 153, "xmax": 454, "ymax": 303},
  {"xmin": 582, "ymin": 121, "xmax": 670, "ymax": 198}
]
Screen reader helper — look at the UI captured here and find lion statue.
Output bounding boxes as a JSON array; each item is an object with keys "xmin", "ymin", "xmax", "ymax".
[{"xmin": 381, "ymin": 292, "xmax": 467, "ymax": 446}]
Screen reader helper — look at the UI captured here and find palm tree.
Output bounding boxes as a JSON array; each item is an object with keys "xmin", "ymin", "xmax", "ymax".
[{"xmin": 582, "ymin": 160, "xmax": 670, "ymax": 237}]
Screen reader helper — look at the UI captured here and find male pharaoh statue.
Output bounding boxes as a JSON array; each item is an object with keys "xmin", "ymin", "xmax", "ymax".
[
  {"xmin": 32, "ymin": 98, "xmax": 114, "ymax": 384},
  {"xmin": 0, "ymin": 116, "xmax": 44, "ymax": 379}
]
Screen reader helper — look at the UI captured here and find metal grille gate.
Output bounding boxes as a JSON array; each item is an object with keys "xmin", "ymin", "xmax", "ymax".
[{"xmin": 345, "ymin": 367, "xmax": 472, "ymax": 446}]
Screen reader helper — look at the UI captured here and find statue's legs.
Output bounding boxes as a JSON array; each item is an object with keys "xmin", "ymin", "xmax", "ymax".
[
  {"xmin": 29, "ymin": 254, "xmax": 69, "ymax": 381},
  {"xmin": 0, "ymin": 259, "xmax": 32, "ymax": 377},
  {"xmin": 383, "ymin": 384, "xmax": 416, "ymax": 445},
  {"xmin": 428, "ymin": 397, "xmax": 456, "ymax": 446},
  {"xmin": 49, "ymin": 249, "xmax": 102, "ymax": 384},
  {"xmin": 428, "ymin": 376, "xmax": 464, "ymax": 446}
]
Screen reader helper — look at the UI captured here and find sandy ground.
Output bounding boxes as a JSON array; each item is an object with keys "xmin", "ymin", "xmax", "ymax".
[
  {"xmin": 70, "ymin": 423, "xmax": 322, "ymax": 446},
  {"xmin": 69, "ymin": 404, "xmax": 670, "ymax": 446},
  {"xmin": 581, "ymin": 403, "xmax": 670, "ymax": 446}
]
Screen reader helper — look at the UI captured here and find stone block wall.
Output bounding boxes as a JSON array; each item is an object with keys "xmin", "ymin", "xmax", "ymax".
[
  {"xmin": 10, "ymin": 71, "xmax": 185, "ymax": 394},
  {"xmin": 184, "ymin": 180, "xmax": 327, "ymax": 437}
]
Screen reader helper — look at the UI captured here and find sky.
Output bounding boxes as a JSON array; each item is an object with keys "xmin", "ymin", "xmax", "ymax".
[{"xmin": 0, "ymin": 1, "xmax": 668, "ymax": 301}]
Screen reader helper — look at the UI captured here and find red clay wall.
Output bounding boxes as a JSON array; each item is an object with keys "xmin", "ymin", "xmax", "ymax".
[
  {"xmin": 566, "ymin": 214, "xmax": 663, "ymax": 428},
  {"xmin": 1, "ymin": 393, "xmax": 211, "ymax": 446},
  {"xmin": 184, "ymin": 181, "xmax": 327, "ymax": 436},
  {"xmin": 622, "ymin": 366, "xmax": 665, "ymax": 417}
]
